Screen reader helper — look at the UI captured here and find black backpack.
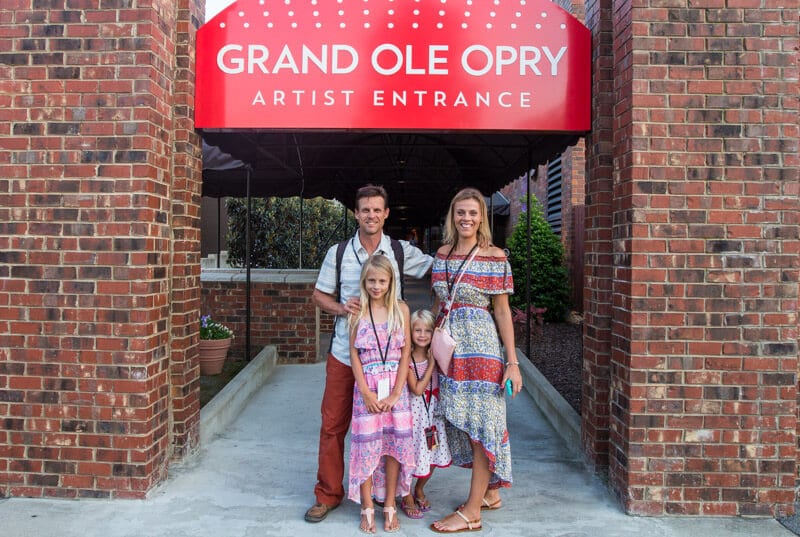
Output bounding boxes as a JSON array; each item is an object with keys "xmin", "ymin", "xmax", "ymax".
[{"xmin": 334, "ymin": 238, "xmax": 406, "ymax": 301}]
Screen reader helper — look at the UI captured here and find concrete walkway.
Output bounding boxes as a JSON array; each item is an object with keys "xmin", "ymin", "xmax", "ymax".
[{"xmin": 0, "ymin": 359, "xmax": 791, "ymax": 537}]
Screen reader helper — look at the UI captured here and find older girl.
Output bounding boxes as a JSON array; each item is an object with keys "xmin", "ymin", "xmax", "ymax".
[{"xmin": 348, "ymin": 254, "xmax": 415, "ymax": 534}]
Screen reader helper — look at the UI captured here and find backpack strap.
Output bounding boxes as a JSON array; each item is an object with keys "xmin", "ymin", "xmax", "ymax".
[
  {"xmin": 334, "ymin": 239, "xmax": 348, "ymax": 302},
  {"xmin": 390, "ymin": 238, "xmax": 405, "ymax": 300},
  {"xmin": 329, "ymin": 239, "xmax": 349, "ymax": 354}
]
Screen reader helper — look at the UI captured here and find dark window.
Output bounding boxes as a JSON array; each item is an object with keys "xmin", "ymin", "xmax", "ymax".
[{"xmin": 546, "ymin": 156, "xmax": 562, "ymax": 235}]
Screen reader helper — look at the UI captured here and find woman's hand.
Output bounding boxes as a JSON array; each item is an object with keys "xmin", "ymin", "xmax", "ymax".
[{"xmin": 502, "ymin": 363, "xmax": 523, "ymax": 399}]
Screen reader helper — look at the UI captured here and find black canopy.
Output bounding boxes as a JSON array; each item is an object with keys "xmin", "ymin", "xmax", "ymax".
[{"xmin": 200, "ymin": 130, "xmax": 581, "ymax": 226}]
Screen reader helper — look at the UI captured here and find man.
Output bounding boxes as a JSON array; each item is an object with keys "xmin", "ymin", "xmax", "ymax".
[{"xmin": 305, "ymin": 184, "xmax": 433, "ymax": 523}]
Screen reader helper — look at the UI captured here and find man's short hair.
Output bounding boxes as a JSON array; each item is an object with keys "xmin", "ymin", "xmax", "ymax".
[{"xmin": 355, "ymin": 184, "xmax": 389, "ymax": 209}]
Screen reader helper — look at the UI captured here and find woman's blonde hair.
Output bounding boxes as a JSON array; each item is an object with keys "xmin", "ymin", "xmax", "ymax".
[
  {"xmin": 442, "ymin": 187, "xmax": 493, "ymax": 248},
  {"xmin": 352, "ymin": 254, "xmax": 404, "ymax": 334},
  {"xmin": 410, "ymin": 309, "xmax": 435, "ymax": 351}
]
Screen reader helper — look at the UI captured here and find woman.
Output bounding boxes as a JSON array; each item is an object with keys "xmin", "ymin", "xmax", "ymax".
[{"xmin": 430, "ymin": 188, "xmax": 523, "ymax": 533}]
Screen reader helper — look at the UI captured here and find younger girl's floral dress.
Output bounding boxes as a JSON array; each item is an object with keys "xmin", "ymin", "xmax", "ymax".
[
  {"xmin": 348, "ymin": 318, "xmax": 416, "ymax": 503},
  {"xmin": 409, "ymin": 359, "xmax": 452, "ymax": 477}
]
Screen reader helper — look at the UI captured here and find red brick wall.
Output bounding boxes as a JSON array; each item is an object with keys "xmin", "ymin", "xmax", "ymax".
[
  {"xmin": 0, "ymin": 0, "xmax": 203, "ymax": 498},
  {"xmin": 200, "ymin": 271, "xmax": 330, "ymax": 364},
  {"xmin": 597, "ymin": 2, "xmax": 799, "ymax": 517}
]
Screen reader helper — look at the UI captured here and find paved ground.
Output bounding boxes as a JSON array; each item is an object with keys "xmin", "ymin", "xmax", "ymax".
[{"xmin": 0, "ymin": 361, "xmax": 791, "ymax": 537}]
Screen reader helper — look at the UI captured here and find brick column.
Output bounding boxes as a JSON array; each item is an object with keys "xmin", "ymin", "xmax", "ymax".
[
  {"xmin": 0, "ymin": 1, "xmax": 190, "ymax": 498},
  {"xmin": 581, "ymin": 0, "xmax": 615, "ymax": 472},
  {"xmin": 169, "ymin": 0, "xmax": 205, "ymax": 459},
  {"xmin": 606, "ymin": 4, "xmax": 799, "ymax": 516}
]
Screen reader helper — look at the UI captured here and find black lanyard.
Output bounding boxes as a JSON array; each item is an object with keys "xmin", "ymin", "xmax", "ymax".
[
  {"xmin": 368, "ymin": 302, "xmax": 391, "ymax": 367},
  {"xmin": 445, "ymin": 243, "xmax": 478, "ymax": 297},
  {"xmin": 350, "ymin": 236, "xmax": 364, "ymax": 266},
  {"xmin": 351, "ymin": 235, "xmax": 386, "ymax": 266},
  {"xmin": 410, "ymin": 355, "xmax": 432, "ymax": 417}
]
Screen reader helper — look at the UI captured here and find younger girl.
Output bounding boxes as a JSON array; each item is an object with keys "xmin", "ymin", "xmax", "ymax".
[
  {"xmin": 400, "ymin": 309, "xmax": 452, "ymax": 519},
  {"xmin": 348, "ymin": 254, "xmax": 415, "ymax": 534}
]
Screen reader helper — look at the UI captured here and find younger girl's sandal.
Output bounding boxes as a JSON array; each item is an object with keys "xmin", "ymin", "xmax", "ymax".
[
  {"xmin": 359, "ymin": 507, "xmax": 376, "ymax": 534},
  {"xmin": 401, "ymin": 499, "xmax": 424, "ymax": 519},
  {"xmin": 415, "ymin": 494, "xmax": 432, "ymax": 512},
  {"xmin": 384, "ymin": 506, "xmax": 401, "ymax": 533}
]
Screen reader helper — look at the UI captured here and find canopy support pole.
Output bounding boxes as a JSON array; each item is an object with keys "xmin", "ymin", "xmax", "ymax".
[
  {"xmin": 299, "ymin": 196, "xmax": 304, "ymax": 269},
  {"xmin": 216, "ymin": 197, "xmax": 222, "ymax": 268},
  {"xmin": 490, "ymin": 194, "xmax": 495, "ymax": 236},
  {"xmin": 245, "ymin": 166, "xmax": 252, "ymax": 360},
  {"xmin": 526, "ymin": 152, "xmax": 533, "ymax": 361}
]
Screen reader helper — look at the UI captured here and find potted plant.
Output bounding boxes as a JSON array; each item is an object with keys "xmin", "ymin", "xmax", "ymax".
[{"xmin": 199, "ymin": 314, "xmax": 234, "ymax": 375}]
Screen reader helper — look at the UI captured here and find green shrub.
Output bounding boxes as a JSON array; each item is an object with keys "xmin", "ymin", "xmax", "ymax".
[
  {"xmin": 226, "ymin": 196, "xmax": 350, "ymax": 269},
  {"xmin": 506, "ymin": 200, "xmax": 571, "ymax": 322}
]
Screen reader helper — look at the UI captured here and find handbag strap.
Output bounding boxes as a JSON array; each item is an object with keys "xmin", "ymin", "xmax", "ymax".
[{"xmin": 441, "ymin": 246, "xmax": 480, "ymax": 326}]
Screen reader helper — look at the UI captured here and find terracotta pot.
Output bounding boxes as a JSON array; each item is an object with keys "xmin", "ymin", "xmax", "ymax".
[{"xmin": 198, "ymin": 338, "xmax": 232, "ymax": 375}]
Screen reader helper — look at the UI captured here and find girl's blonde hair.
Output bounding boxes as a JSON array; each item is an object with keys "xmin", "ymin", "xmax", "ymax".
[
  {"xmin": 410, "ymin": 309, "xmax": 435, "ymax": 351},
  {"xmin": 352, "ymin": 254, "xmax": 405, "ymax": 334},
  {"xmin": 442, "ymin": 187, "xmax": 493, "ymax": 248}
]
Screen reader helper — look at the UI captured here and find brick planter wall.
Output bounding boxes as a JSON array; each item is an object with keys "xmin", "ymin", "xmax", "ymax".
[{"xmin": 200, "ymin": 270, "xmax": 332, "ymax": 364}]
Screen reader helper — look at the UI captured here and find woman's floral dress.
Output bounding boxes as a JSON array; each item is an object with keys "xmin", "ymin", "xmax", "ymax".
[
  {"xmin": 431, "ymin": 251, "xmax": 514, "ymax": 489},
  {"xmin": 348, "ymin": 318, "xmax": 415, "ymax": 503}
]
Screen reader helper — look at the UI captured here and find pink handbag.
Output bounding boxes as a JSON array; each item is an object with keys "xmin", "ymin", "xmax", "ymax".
[
  {"xmin": 431, "ymin": 323, "xmax": 456, "ymax": 375},
  {"xmin": 431, "ymin": 247, "xmax": 479, "ymax": 376}
]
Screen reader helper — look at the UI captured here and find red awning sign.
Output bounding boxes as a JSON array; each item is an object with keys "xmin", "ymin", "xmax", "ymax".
[{"xmin": 195, "ymin": 0, "xmax": 591, "ymax": 132}]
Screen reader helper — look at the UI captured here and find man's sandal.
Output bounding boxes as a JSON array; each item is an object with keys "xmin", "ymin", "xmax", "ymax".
[
  {"xmin": 429, "ymin": 510, "xmax": 482, "ymax": 533},
  {"xmin": 304, "ymin": 502, "xmax": 339, "ymax": 523}
]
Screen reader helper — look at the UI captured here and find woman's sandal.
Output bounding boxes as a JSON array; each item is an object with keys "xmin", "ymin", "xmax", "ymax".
[
  {"xmin": 359, "ymin": 507, "xmax": 376, "ymax": 534},
  {"xmin": 429, "ymin": 510, "xmax": 482, "ymax": 534},
  {"xmin": 456, "ymin": 497, "xmax": 502, "ymax": 512},
  {"xmin": 480, "ymin": 497, "xmax": 502, "ymax": 510},
  {"xmin": 384, "ymin": 506, "xmax": 401, "ymax": 533}
]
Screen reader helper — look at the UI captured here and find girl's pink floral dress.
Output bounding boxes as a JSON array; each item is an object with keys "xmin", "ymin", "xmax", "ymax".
[{"xmin": 348, "ymin": 318, "xmax": 415, "ymax": 503}]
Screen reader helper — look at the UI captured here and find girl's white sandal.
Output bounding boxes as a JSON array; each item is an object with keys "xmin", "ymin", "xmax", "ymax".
[
  {"xmin": 359, "ymin": 507, "xmax": 376, "ymax": 534},
  {"xmin": 384, "ymin": 505, "xmax": 401, "ymax": 533}
]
